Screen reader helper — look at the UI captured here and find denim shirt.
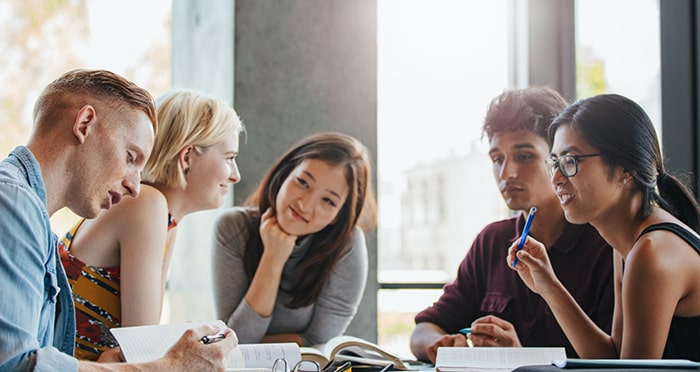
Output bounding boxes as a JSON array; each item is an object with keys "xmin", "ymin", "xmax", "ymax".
[{"xmin": 0, "ymin": 146, "xmax": 78, "ymax": 371}]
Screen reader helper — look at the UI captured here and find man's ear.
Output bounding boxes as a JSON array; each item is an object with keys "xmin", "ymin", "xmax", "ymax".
[{"xmin": 73, "ymin": 105, "xmax": 97, "ymax": 144}]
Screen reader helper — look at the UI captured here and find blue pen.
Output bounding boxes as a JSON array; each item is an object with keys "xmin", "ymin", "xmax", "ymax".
[{"xmin": 511, "ymin": 207, "xmax": 537, "ymax": 267}]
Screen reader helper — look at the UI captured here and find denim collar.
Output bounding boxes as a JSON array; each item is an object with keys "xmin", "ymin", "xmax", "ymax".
[{"xmin": 9, "ymin": 145, "xmax": 47, "ymax": 208}]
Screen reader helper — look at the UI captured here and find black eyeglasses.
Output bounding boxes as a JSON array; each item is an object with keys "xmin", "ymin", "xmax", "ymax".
[
  {"xmin": 546, "ymin": 153, "xmax": 601, "ymax": 177},
  {"xmin": 272, "ymin": 358, "xmax": 321, "ymax": 372}
]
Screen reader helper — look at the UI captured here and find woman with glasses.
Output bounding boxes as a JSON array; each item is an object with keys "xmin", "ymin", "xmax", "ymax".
[{"xmin": 507, "ymin": 93, "xmax": 700, "ymax": 361}]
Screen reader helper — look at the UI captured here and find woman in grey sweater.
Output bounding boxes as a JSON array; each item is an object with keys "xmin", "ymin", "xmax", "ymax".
[{"xmin": 213, "ymin": 132, "xmax": 377, "ymax": 346}]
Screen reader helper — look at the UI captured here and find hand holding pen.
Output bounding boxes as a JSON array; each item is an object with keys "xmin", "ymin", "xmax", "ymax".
[
  {"xmin": 464, "ymin": 316, "xmax": 522, "ymax": 347},
  {"xmin": 459, "ymin": 328, "xmax": 474, "ymax": 348},
  {"xmin": 507, "ymin": 209, "xmax": 559, "ymax": 296},
  {"xmin": 161, "ymin": 325, "xmax": 238, "ymax": 370}
]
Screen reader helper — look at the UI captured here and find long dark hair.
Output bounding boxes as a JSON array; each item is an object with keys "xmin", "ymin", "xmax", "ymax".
[
  {"xmin": 549, "ymin": 93, "xmax": 699, "ymax": 232},
  {"xmin": 243, "ymin": 132, "xmax": 377, "ymax": 308}
]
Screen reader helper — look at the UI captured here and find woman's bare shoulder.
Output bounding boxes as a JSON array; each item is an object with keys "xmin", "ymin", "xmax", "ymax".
[{"xmin": 108, "ymin": 185, "xmax": 168, "ymax": 233}]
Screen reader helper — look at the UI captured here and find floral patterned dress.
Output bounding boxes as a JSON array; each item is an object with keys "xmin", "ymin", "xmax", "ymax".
[{"xmin": 58, "ymin": 213, "xmax": 177, "ymax": 360}]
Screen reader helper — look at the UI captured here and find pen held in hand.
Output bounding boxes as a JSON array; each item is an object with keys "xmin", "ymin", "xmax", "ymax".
[
  {"xmin": 511, "ymin": 207, "xmax": 537, "ymax": 267},
  {"xmin": 379, "ymin": 363, "xmax": 394, "ymax": 372},
  {"xmin": 459, "ymin": 328, "xmax": 473, "ymax": 348},
  {"xmin": 200, "ymin": 333, "xmax": 226, "ymax": 344}
]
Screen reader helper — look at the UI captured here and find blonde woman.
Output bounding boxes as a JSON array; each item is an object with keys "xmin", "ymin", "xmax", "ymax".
[{"xmin": 59, "ymin": 89, "xmax": 244, "ymax": 360}]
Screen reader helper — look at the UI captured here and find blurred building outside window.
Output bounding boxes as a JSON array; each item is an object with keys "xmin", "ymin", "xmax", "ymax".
[{"xmin": 376, "ymin": 0, "xmax": 511, "ymax": 357}]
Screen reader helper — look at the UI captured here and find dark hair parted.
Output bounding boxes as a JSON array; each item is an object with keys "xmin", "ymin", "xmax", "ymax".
[
  {"xmin": 549, "ymin": 93, "xmax": 699, "ymax": 232},
  {"xmin": 482, "ymin": 86, "xmax": 568, "ymax": 142},
  {"xmin": 243, "ymin": 132, "xmax": 377, "ymax": 308},
  {"xmin": 34, "ymin": 69, "xmax": 157, "ymax": 132}
]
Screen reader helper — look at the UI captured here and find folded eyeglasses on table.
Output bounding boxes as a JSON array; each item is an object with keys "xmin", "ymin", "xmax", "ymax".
[
  {"xmin": 271, "ymin": 358, "xmax": 355, "ymax": 372},
  {"xmin": 272, "ymin": 358, "xmax": 322, "ymax": 372}
]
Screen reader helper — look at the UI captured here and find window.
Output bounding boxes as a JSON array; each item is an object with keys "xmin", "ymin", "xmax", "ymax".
[
  {"xmin": 376, "ymin": 0, "xmax": 662, "ymax": 356},
  {"xmin": 377, "ymin": 0, "xmax": 511, "ymax": 355},
  {"xmin": 0, "ymin": 0, "xmax": 174, "ymax": 315},
  {"xmin": 575, "ymin": 0, "xmax": 661, "ymax": 134}
]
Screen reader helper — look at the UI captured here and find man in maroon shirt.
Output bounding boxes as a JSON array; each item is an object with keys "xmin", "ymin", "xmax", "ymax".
[{"xmin": 409, "ymin": 87, "xmax": 614, "ymax": 363}]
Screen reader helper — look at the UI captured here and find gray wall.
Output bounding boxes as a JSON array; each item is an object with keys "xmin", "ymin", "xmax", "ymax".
[
  {"xmin": 233, "ymin": 0, "xmax": 378, "ymax": 341},
  {"xmin": 232, "ymin": 1, "xmax": 378, "ymax": 199}
]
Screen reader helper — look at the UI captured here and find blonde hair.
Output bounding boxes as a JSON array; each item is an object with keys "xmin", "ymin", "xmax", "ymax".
[{"xmin": 141, "ymin": 89, "xmax": 244, "ymax": 188}]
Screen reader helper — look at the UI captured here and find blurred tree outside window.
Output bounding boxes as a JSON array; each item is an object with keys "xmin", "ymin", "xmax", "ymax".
[{"xmin": 1, "ymin": 0, "xmax": 172, "ymax": 315}]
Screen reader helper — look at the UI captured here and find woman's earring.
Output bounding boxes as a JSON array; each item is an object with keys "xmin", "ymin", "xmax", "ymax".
[
  {"xmin": 184, "ymin": 167, "xmax": 190, "ymax": 175},
  {"xmin": 623, "ymin": 178, "xmax": 628, "ymax": 185}
]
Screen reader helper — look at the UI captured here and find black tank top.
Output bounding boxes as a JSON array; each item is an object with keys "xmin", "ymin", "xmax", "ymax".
[{"xmin": 637, "ymin": 223, "xmax": 700, "ymax": 361}]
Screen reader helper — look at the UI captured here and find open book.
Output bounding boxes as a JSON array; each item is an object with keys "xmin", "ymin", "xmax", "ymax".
[
  {"xmin": 300, "ymin": 335, "xmax": 413, "ymax": 370},
  {"xmin": 110, "ymin": 321, "xmax": 301, "ymax": 371},
  {"xmin": 435, "ymin": 347, "xmax": 566, "ymax": 372}
]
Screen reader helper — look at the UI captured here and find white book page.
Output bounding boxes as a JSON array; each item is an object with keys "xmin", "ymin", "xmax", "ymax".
[
  {"xmin": 236, "ymin": 343, "xmax": 302, "ymax": 368},
  {"xmin": 436, "ymin": 347, "xmax": 566, "ymax": 370}
]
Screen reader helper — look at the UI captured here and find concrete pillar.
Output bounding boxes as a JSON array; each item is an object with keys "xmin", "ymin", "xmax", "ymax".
[
  {"xmin": 167, "ymin": 0, "xmax": 235, "ymax": 322},
  {"xmin": 233, "ymin": 0, "xmax": 378, "ymax": 341},
  {"xmin": 512, "ymin": 0, "xmax": 575, "ymax": 101}
]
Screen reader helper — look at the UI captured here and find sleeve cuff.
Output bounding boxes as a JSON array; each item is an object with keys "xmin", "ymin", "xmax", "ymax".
[{"xmin": 34, "ymin": 346, "xmax": 79, "ymax": 372}]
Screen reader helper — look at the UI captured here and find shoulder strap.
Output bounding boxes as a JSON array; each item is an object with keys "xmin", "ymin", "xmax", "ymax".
[{"xmin": 638, "ymin": 222, "xmax": 700, "ymax": 255}]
